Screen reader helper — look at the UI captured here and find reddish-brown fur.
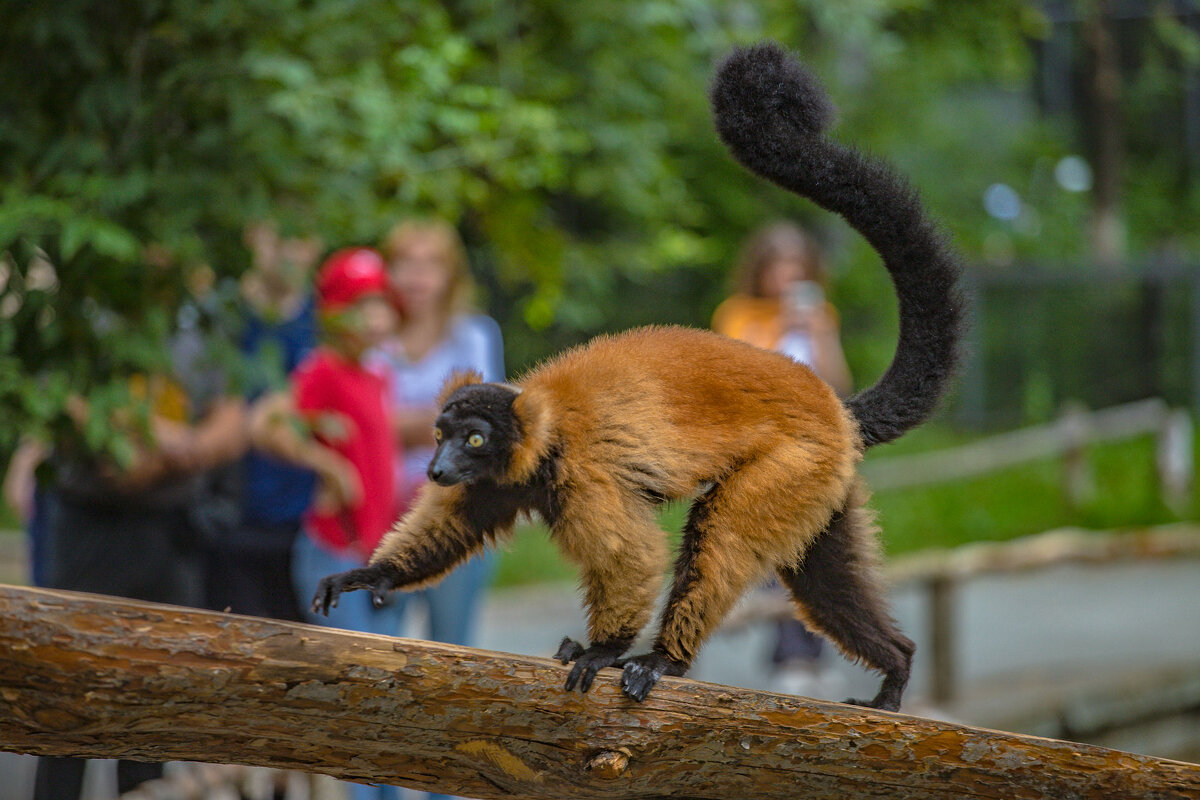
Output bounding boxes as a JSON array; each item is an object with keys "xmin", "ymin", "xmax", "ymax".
[
  {"xmin": 504, "ymin": 327, "xmax": 858, "ymax": 654},
  {"xmin": 363, "ymin": 325, "xmax": 874, "ymax": 700}
]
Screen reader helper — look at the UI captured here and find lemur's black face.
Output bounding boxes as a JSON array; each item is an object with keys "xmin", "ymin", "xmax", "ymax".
[{"xmin": 428, "ymin": 384, "xmax": 521, "ymax": 486}]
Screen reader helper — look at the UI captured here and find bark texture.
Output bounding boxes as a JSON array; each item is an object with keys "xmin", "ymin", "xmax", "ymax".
[{"xmin": 1, "ymin": 584, "xmax": 1198, "ymax": 799}]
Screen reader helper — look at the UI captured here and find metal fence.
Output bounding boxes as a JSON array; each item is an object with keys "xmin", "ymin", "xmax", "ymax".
[{"xmin": 956, "ymin": 261, "xmax": 1200, "ymax": 429}]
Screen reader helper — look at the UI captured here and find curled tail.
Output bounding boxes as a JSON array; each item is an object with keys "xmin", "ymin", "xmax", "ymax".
[{"xmin": 711, "ymin": 43, "xmax": 963, "ymax": 449}]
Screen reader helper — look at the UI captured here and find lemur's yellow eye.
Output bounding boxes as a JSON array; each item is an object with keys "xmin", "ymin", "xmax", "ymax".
[
  {"xmin": 433, "ymin": 427, "xmax": 443, "ymax": 442},
  {"xmin": 467, "ymin": 433, "xmax": 484, "ymax": 448}
]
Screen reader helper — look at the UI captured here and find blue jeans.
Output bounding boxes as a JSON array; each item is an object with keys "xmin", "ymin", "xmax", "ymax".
[
  {"xmin": 407, "ymin": 548, "xmax": 494, "ymax": 647},
  {"xmin": 292, "ymin": 533, "xmax": 494, "ymax": 800}
]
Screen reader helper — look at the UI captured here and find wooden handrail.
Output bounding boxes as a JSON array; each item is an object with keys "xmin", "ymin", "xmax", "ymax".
[{"xmin": 861, "ymin": 398, "xmax": 1186, "ymax": 491}]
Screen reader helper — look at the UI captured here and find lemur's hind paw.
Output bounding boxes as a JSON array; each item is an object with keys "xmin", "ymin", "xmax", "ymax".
[
  {"xmin": 843, "ymin": 694, "xmax": 902, "ymax": 713},
  {"xmin": 554, "ymin": 637, "xmax": 585, "ymax": 663},
  {"xmin": 556, "ymin": 638, "xmax": 629, "ymax": 694},
  {"xmin": 620, "ymin": 652, "xmax": 687, "ymax": 702}
]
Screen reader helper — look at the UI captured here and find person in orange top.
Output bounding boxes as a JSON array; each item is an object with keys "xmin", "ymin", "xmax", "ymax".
[
  {"xmin": 713, "ymin": 220, "xmax": 851, "ymax": 699},
  {"xmin": 712, "ymin": 220, "xmax": 851, "ymax": 396}
]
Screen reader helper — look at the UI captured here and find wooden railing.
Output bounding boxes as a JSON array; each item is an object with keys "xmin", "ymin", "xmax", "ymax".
[
  {"xmin": 862, "ymin": 397, "xmax": 1194, "ymax": 509},
  {"xmin": 856, "ymin": 398, "xmax": 1195, "ymax": 703}
]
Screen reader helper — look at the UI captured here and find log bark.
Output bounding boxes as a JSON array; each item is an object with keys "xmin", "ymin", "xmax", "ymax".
[{"xmin": 1, "ymin": 584, "xmax": 1197, "ymax": 800}]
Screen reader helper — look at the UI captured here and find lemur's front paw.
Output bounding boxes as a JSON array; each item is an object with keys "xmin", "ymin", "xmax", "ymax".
[
  {"xmin": 620, "ymin": 652, "xmax": 687, "ymax": 702},
  {"xmin": 556, "ymin": 638, "xmax": 629, "ymax": 694},
  {"xmin": 311, "ymin": 563, "xmax": 401, "ymax": 616}
]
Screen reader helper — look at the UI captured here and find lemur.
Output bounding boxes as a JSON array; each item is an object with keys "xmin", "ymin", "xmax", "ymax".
[{"xmin": 313, "ymin": 42, "xmax": 962, "ymax": 711}]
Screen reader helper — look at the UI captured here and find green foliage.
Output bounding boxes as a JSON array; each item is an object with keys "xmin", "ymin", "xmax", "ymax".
[
  {"xmin": 3, "ymin": 0, "xmax": 1198, "ymax": 457},
  {"xmin": 874, "ymin": 433, "xmax": 1193, "ymax": 556}
]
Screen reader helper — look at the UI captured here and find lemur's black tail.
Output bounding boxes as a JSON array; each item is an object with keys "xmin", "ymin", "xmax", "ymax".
[{"xmin": 711, "ymin": 43, "xmax": 963, "ymax": 449}]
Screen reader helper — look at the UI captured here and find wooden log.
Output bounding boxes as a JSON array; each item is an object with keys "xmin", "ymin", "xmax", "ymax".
[{"xmin": 1, "ymin": 584, "xmax": 1197, "ymax": 800}]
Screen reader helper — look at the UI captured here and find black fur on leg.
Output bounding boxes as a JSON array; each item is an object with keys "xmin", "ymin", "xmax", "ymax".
[
  {"xmin": 554, "ymin": 636, "xmax": 585, "ymax": 663},
  {"xmin": 776, "ymin": 487, "xmax": 913, "ymax": 712}
]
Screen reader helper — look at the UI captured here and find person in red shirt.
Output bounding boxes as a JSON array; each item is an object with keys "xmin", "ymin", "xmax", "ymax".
[{"xmin": 250, "ymin": 247, "xmax": 403, "ymax": 637}]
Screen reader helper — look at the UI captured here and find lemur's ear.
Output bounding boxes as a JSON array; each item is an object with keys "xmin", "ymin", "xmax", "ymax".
[
  {"xmin": 437, "ymin": 370, "xmax": 484, "ymax": 407},
  {"xmin": 506, "ymin": 387, "xmax": 553, "ymax": 483}
]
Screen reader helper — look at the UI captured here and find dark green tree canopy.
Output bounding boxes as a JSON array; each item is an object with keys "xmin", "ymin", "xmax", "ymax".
[{"xmin": 2, "ymin": 0, "xmax": 1197, "ymax": 456}]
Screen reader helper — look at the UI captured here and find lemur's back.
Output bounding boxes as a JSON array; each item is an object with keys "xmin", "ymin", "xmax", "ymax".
[{"xmin": 518, "ymin": 325, "xmax": 858, "ymax": 501}]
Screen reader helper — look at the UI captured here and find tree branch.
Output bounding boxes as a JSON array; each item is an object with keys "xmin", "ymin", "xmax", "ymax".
[{"xmin": 0, "ymin": 585, "xmax": 1196, "ymax": 799}]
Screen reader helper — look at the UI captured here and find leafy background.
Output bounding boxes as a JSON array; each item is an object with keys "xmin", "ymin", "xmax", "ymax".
[{"xmin": 3, "ymin": 1, "xmax": 1199, "ymax": 570}]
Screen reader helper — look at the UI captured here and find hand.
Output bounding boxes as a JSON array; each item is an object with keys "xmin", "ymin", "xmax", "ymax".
[
  {"xmin": 104, "ymin": 417, "xmax": 195, "ymax": 490},
  {"xmin": 782, "ymin": 302, "xmax": 837, "ymax": 337},
  {"xmin": 150, "ymin": 417, "xmax": 199, "ymax": 472},
  {"xmin": 311, "ymin": 410, "xmax": 356, "ymax": 444},
  {"xmin": 108, "ymin": 448, "xmax": 171, "ymax": 489},
  {"xmin": 311, "ymin": 563, "xmax": 403, "ymax": 615},
  {"xmin": 2, "ymin": 454, "xmax": 36, "ymax": 523},
  {"xmin": 313, "ymin": 453, "xmax": 363, "ymax": 514}
]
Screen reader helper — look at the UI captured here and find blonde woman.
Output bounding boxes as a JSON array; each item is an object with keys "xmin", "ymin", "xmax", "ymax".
[{"xmin": 368, "ymin": 219, "xmax": 503, "ymax": 654}]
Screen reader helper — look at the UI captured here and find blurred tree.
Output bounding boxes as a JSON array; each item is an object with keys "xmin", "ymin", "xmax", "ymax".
[
  {"xmin": 4, "ymin": 0, "xmax": 1199, "ymax": 460},
  {"xmin": 0, "ymin": 0, "xmax": 593, "ymax": 454}
]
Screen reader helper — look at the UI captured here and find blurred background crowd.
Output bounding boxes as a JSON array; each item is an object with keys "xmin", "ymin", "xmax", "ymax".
[{"xmin": 3, "ymin": 1, "xmax": 1200, "ymax": 798}]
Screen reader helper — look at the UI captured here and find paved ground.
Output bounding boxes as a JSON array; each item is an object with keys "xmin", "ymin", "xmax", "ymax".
[
  {"xmin": 3, "ymin": 557, "xmax": 1198, "ymax": 799},
  {"xmin": 475, "ymin": 559, "xmax": 1200, "ymax": 709}
]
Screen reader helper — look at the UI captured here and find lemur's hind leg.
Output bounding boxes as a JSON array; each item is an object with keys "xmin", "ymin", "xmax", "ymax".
[
  {"xmin": 618, "ymin": 489, "xmax": 721, "ymax": 700},
  {"xmin": 776, "ymin": 484, "xmax": 914, "ymax": 712},
  {"xmin": 553, "ymin": 487, "xmax": 668, "ymax": 693},
  {"xmin": 623, "ymin": 449, "xmax": 848, "ymax": 701}
]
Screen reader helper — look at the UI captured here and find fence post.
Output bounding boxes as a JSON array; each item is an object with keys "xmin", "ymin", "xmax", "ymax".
[
  {"xmin": 1059, "ymin": 402, "xmax": 1094, "ymax": 507},
  {"xmin": 1157, "ymin": 408, "xmax": 1195, "ymax": 513},
  {"xmin": 1191, "ymin": 268, "xmax": 1200, "ymax": 417},
  {"xmin": 927, "ymin": 574, "xmax": 958, "ymax": 706}
]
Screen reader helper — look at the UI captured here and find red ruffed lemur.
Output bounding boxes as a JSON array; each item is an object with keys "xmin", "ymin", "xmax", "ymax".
[{"xmin": 314, "ymin": 42, "xmax": 962, "ymax": 711}]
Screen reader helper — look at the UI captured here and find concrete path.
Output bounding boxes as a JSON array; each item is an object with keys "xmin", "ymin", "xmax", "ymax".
[{"xmin": 476, "ymin": 559, "xmax": 1200, "ymax": 708}]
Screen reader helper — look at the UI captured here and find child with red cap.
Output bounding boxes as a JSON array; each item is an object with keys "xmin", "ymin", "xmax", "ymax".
[{"xmin": 250, "ymin": 247, "xmax": 404, "ymax": 638}]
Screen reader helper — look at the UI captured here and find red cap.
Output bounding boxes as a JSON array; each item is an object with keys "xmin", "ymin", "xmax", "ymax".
[{"xmin": 315, "ymin": 247, "xmax": 388, "ymax": 311}]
